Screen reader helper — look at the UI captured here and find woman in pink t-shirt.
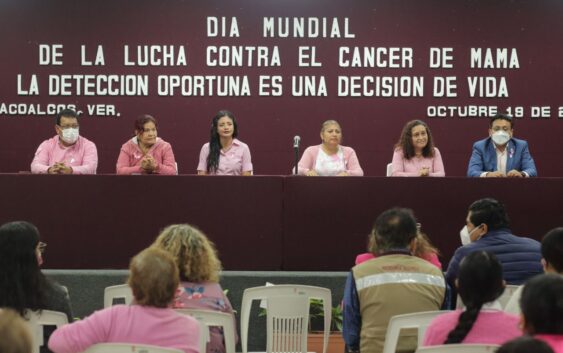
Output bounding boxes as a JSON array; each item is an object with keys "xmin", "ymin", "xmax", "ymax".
[
  {"xmin": 297, "ymin": 120, "xmax": 363, "ymax": 176},
  {"xmin": 519, "ymin": 274, "xmax": 563, "ymax": 353},
  {"xmin": 197, "ymin": 110, "xmax": 253, "ymax": 176},
  {"xmin": 391, "ymin": 120, "xmax": 445, "ymax": 177},
  {"xmin": 423, "ymin": 251, "xmax": 521, "ymax": 347},
  {"xmin": 48, "ymin": 248, "xmax": 200, "ymax": 353},
  {"xmin": 152, "ymin": 224, "xmax": 238, "ymax": 353}
]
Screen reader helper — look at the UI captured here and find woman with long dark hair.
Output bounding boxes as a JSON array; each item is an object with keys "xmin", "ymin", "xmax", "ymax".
[
  {"xmin": 197, "ymin": 110, "xmax": 252, "ymax": 175},
  {"xmin": 391, "ymin": 120, "xmax": 445, "ymax": 176},
  {"xmin": 422, "ymin": 251, "xmax": 521, "ymax": 346},
  {"xmin": 0, "ymin": 221, "xmax": 73, "ymax": 322}
]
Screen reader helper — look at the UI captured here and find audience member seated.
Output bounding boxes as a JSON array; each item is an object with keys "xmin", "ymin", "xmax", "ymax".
[
  {"xmin": 30, "ymin": 108, "xmax": 98, "ymax": 174},
  {"xmin": 423, "ymin": 251, "xmax": 521, "ymax": 346},
  {"xmin": 505, "ymin": 227, "xmax": 563, "ymax": 315},
  {"xmin": 197, "ymin": 110, "xmax": 253, "ymax": 175},
  {"xmin": 497, "ymin": 336, "xmax": 555, "ymax": 353},
  {"xmin": 0, "ymin": 221, "xmax": 73, "ymax": 353},
  {"xmin": 519, "ymin": 274, "xmax": 563, "ymax": 353},
  {"xmin": 298, "ymin": 120, "xmax": 363, "ymax": 176},
  {"xmin": 151, "ymin": 224, "xmax": 238, "ymax": 353},
  {"xmin": 391, "ymin": 120, "xmax": 445, "ymax": 177},
  {"xmin": 355, "ymin": 224, "xmax": 442, "ymax": 269},
  {"xmin": 445, "ymin": 198, "xmax": 542, "ymax": 288},
  {"xmin": 116, "ymin": 115, "xmax": 177, "ymax": 175},
  {"xmin": 0, "ymin": 308, "xmax": 34, "ymax": 353},
  {"xmin": 48, "ymin": 248, "xmax": 200, "ymax": 353},
  {"xmin": 467, "ymin": 113, "xmax": 537, "ymax": 177},
  {"xmin": 343, "ymin": 208, "xmax": 445, "ymax": 353}
]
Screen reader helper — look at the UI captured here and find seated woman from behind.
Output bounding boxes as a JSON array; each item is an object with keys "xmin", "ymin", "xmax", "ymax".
[
  {"xmin": 48, "ymin": 248, "xmax": 200, "ymax": 353},
  {"xmin": 519, "ymin": 274, "xmax": 563, "ymax": 353},
  {"xmin": 391, "ymin": 120, "xmax": 445, "ymax": 176},
  {"xmin": 423, "ymin": 251, "xmax": 521, "ymax": 346},
  {"xmin": 152, "ymin": 224, "xmax": 238, "ymax": 353},
  {"xmin": 298, "ymin": 120, "xmax": 363, "ymax": 176}
]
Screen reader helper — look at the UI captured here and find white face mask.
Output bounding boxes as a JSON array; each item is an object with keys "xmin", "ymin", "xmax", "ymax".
[
  {"xmin": 61, "ymin": 128, "xmax": 79, "ymax": 144},
  {"xmin": 459, "ymin": 225, "xmax": 471, "ymax": 245},
  {"xmin": 491, "ymin": 130, "xmax": 510, "ymax": 146}
]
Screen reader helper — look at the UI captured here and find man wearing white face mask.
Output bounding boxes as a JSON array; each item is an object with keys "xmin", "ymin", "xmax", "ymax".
[
  {"xmin": 467, "ymin": 113, "xmax": 537, "ymax": 177},
  {"xmin": 445, "ymin": 198, "xmax": 542, "ymax": 289},
  {"xmin": 31, "ymin": 109, "xmax": 98, "ymax": 174}
]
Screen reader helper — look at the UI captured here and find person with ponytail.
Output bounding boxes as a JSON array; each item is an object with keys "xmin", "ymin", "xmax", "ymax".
[
  {"xmin": 422, "ymin": 251, "xmax": 521, "ymax": 346},
  {"xmin": 197, "ymin": 110, "xmax": 253, "ymax": 175},
  {"xmin": 519, "ymin": 274, "xmax": 563, "ymax": 352}
]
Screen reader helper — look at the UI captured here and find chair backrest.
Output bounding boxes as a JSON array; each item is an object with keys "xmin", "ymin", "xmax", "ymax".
[
  {"xmin": 415, "ymin": 344, "xmax": 500, "ymax": 353},
  {"xmin": 83, "ymin": 343, "xmax": 184, "ymax": 353},
  {"xmin": 25, "ymin": 309, "xmax": 68, "ymax": 353},
  {"xmin": 241, "ymin": 284, "xmax": 332, "ymax": 353},
  {"xmin": 382, "ymin": 310, "xmax": 451, "ymax": 353},
  {"xmin": 386, "ymin": 163, "xmax": 393, "ymax": 176},
  {"xmin": 175, "ymin": 309, "xmax": 236, "ymax": 353},
  {"xmin": 104, "ymin": 284, "xmax": 133, "ymax": 308},
  {"xmin": 456, "ymin": 284, "xmax": 520, "ymax": 310}
]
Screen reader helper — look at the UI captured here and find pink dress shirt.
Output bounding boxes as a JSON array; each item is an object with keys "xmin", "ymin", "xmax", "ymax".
[
  {"xmin": 391, "ymin": 147, "xmax": 445, "ymax": 177},
  {"xmin": 48, "ymin": 305, "xmax": 200, "ymax": 353},
  {"xmin": 422, "ymin": 308, "xmax": 521, "ymax": 346},
  {"xmin": 31, "ymin": 136, "xmax": 98, "ymax": 174},
  {"xmin": 116, "ymin": 137, "xmax": 177, "ymax": 175},
  {"xmin": 197, "ymin": 139, "xmax": 253, "ymax": 175},
  {"xmin": 355, "ymin": 252, "xmax": 442, "ymax": 269},
  {"xmin": 536, "ymin": 334, "xmax": 563, "ymax": 353},
  {"xmin": 297, "ymin": 145, "xmax": 363, "ymax": 176}
]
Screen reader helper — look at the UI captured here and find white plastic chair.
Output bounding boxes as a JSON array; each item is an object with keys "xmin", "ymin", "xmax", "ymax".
[
  {"xmin": 382, "ymin": 310, "xmax": 452, "ymax": 353},
  {"xmin": 83, "ymin": 343, "xmax": 183, "ymax": 353},
  {"xmin": 240, "ymin": 285, "xmax": 332, "ymax": 353},
  {"xmin": 175, "ymin": 309, "xmax": 236, "ymax": 353},
  {"xmin": 25, "ymin": 309, "xmax": 68, "ymax": 353},
  {"xmin": 104, "ymin": 284, "xmax": 133, "ymax": 308},
  {"xmin": 416, "ymin": 344, "xmax": 500, "ymax": 352},
  {"xmin": 456, "ymin": 284, "xmax": 520, "ymax": 309},
  {"xmin": 386, "ymin": 163, "xmax": 393, "ymax": 176}
]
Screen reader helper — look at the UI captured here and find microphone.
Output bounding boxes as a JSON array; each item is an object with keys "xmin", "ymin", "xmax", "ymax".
[
  {"xmin": 293, "ymin": 136, "xmax": 300, "ymax": 175},
  {"xmin": 293, "ymin": 135, "xmax": 301, "ymax": 148}
]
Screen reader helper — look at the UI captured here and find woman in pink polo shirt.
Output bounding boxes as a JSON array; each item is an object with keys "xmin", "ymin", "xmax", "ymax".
[
  {"xmin": 297, "ymin": 120, "xmax": 363, "ymax": 176},
  {"xmin": 197, "ymin": 110, "xmax": 253, "ymax": 175},
  {"xmin": 116, "ymin": 115, "xmax": 177, "ymax": 175},
  {"xmin": 391, "ymin": 120, "xmax": 445, "ymax": 177}
]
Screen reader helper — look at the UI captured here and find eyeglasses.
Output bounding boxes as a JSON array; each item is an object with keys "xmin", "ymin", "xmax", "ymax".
[{"xmin": 37, "ymin": 242, "xmax": 47, "ymax": 253}]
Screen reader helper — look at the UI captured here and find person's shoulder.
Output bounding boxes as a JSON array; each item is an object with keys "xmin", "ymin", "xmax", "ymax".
[
  {"xmin": 303, "ymin": 145, "xmax": 320, "ymax": 154},
  {"xmin": 340, "ymin": 145, "xmax": 357, "ymax": 153},
  {"xmin": 121, "ymin": 137, "xmax": 136, "ymax": 149},
  {"xmin": 233, "ymin": 139, "xmax": 250, "ymax": 149},
  {"xmin": 510, "ymin": 137, "xmax": 530, "ymax": 148},
  {"xmin": 37, "ymin": 136, "xmax": 58, "ymax": 148},
  {"xmin": 433, "ymin": 147, "xmax": 441, "ymax": 154},
  {"xmin": 472, "ymin": 137, "xmax": 490, "ymax": 149},
  {"xmin": 78, "ymin": 135, "xmax": 95, "ymax": 146},
  {"xmin": 155, "ymin": 137, "xmax": 173, "ymax": 149}
]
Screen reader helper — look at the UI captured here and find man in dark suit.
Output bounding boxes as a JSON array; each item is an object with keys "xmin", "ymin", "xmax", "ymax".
[{"xmin": 467, "ymin": 113, "xmax": 537, "ymax": 177}]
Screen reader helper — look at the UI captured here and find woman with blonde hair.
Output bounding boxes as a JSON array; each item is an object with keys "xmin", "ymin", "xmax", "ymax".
[{"xmin": 152, "ymin": 224, "xmax": 237, "ymax": 353}]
